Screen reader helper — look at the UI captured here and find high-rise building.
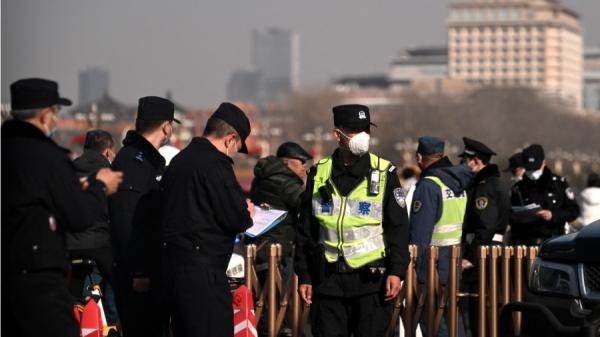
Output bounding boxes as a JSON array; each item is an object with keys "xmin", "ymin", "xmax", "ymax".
[
  {"xmin": 583, "ymin": 46, "xmax": 600, "ymax": 113},
  {"xmin": 252, "ymin": 28, "xmax": 300, "ymax": 102},
  {"xmin": 447, "ymin": 0, "xmax": 583, "ymax": 108},
  {"xmin": 78, "ymin": 67, "xmax": 109, "ymax": 106},
  {"xmin": 226, "ymin": 69, "xmax": 260, "ymax": 102}
]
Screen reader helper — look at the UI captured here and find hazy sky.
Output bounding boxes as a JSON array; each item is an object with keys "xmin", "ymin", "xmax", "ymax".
[{"xmin": 3, "ymin": 0, "xmax": 599, "ymax": 108}]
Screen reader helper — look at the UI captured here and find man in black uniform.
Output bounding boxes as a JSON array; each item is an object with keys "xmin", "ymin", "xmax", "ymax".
[
  {"xmin": 510, "ymin": 144, "xmax": 579, "ymax": 245},
  {"xmin": 109, "ymin": 96, "xmax": 178, "ymax": 337},
  {"xmin": 160, "ymin": 102, "xmax": 254, "ymax": 337},
  {"xmin": 2, "ymin": 78, "xmax": 123, "ymax": 337},
  {"xmin": 295, "ymin": 104, "xmax": 410, "ymax": 337},
  {"xmin": 458, "ymin": 137, "xmax": 510, "ymax": 337}
]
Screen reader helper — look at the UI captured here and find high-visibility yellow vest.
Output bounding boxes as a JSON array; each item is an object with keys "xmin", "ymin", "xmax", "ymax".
[
  {"xmin": 312, "ymin": 153, "xmax": 390, "ymax": 268},
  {"xmin": 424, "ymin": 176, "xmax": 466, "ymax": 246}
]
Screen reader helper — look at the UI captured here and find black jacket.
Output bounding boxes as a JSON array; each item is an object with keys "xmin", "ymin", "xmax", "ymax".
[
  {"xmin": 295, "ymin": 150, "xmax": 410, "ymax": 297},
  {"xmin": 463, "ymin": 164, "xmax": 510, "ymax": 263},
  {"xmin": 247, "ymin": 156, "xmax": 304, "ymax": 260},
  {"xmin": 160, "ymin": 137, "xmax": 252, "ymax": 272},
  {"xmin": 510, "ymin": 167, "xmax": 579, "ymax": 244},
  {"xmin": 1, "ymin": 120, "xmax": 107, "ymax": 275},
  {"xmin": 66, "ymin": 150, "xmax": 112, "ymax": 250},
  {"xmin": 109, "ymin": 131, "xmax": 165, "ymax": 275}
]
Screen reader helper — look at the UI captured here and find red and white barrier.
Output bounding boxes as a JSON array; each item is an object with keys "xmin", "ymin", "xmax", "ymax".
[{"xmin": 233, "ymin": 285, "xmax": 257, "ymax": 337}]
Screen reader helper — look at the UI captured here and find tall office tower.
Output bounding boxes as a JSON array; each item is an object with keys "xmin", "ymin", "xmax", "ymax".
[
  {"xmin": 448, "ymin": 0, "xmax": 582, "ymax": 109},
  {"xmin": 226, "ymin": 69, "xmax": 260, "ymax": 102},
  {"xmin": 252, "ymin": 28, "xmax": 300, "ymax": 103},
  {"xmin": 78, "ymin": 67, "xmax": 109, "ymax": 106}
]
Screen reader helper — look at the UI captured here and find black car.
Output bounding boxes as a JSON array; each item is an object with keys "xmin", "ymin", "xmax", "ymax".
[{"xmin": 500, "ymin": 220, "xmax": 600, "ymax": 337}]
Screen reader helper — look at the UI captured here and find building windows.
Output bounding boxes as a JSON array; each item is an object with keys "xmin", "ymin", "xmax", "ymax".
[{"xmin": 499, "ymin": 8, "xmax": 508, "ymax": 20}]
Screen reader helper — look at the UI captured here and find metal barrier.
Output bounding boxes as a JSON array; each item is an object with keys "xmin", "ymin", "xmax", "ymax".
[
  {"xmin": 244, "ymin": 244, "xmax": 308, "ymax": 337},
  {"xmin": 243, "ymin": 243, "xmax": 539, "ymax": 337}
]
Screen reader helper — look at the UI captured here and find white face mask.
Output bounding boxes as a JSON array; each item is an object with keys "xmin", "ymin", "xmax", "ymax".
[
  {"xmin": 339, "ymin": 130, "xmax": 370, "ymax": 156},
  {"xmin": 510, "ymin": 175, "xmax": 523, "ymax": 182},
  {"xmin": 525, "ymin": 168, "xmax": 544, "ymax": 181}
]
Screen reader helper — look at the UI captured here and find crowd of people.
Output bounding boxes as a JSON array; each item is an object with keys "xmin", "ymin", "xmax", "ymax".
[{"xmin": 2, "ymin": 77, "xmax": 599, "ymax": 337}]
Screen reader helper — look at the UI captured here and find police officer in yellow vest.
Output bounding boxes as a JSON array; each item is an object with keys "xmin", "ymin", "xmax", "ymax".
[
  {"xmin": 409, "ymin": 136, "xmax": 473, "ymax": 337},
  {"xmin": 295, "ymin": 104, "xmax": 410, "ymax": 337}
]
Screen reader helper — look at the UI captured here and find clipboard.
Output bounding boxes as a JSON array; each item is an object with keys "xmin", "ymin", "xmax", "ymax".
[
  {"xmin": 245, "ymin": 206, "xmax": 288, "ymax": 238},
  {"xmin": 511, "ymin": 203, "xmax": 542, "ymax": 222}
]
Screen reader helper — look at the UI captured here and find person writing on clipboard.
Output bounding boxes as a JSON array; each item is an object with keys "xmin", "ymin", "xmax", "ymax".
[
  {"xmin": 159, "ymin": 102, "xmax": 254, "ymax": 337},
  {"xmin": 510, "ymin": 144, "xmax": 579, "ymax": 246}
]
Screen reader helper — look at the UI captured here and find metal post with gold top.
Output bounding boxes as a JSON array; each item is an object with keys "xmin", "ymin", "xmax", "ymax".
[
  {"xmin": 526, "ymin": 246, "xmax": 539, "ymax": 280},
  {"xmin": 489, "ymin": 246, "xmax": 500, "ymax": 337},
  {"xmin": 501, "ymin": 247, "xmax": 512, "ymax": 307},
  {"xmin": 290, "ymin": 274, "xmax": 301, "ymax": 337},
  {"xmin": 478, "ymin": 246, "xmax": 488, "ymax": 337},
  {"xmin": 448, "ymin": 245, "xmax": 460, "ymax": 337},
  {"xmin": 245, "ymin": 244, "xmax": 256, "ymax": 292},
  {"xmin": 513, "ymin": 246, "xmax": 525, "ymax": 336},
  {"xmin": 267, "ymin": 244, "xmax": 280, "ymax": 337},
  {"xmin": 426, "ymin": 246, "xmax": 439, "ymax": 337},
  {"xmin": 404, "ymin": 245, "xmax": 417, "ymax": 337}
]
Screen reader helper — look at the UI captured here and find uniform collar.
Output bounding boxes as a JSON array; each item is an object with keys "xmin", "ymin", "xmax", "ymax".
[
  {"xmin": 193, "ymin": 137, "xmax": 234, "ymax": 164},
  {"xmin": 473, "ymin": 164, "xmax": 500, "ymax": 184},
  {"xmin": 122, "ymin": 130, "xmax": 165, "ymax": 168},
  {"xmin": 331, "ymin": 149, "xmax": 371, "ymax": 179},
  {"xmin": 421, "ymin": 156, "xmax": 452, "ymax": 177},
  {"xmin": 1, "ymin": 119, "xmax": 70, "ymax": 154}
]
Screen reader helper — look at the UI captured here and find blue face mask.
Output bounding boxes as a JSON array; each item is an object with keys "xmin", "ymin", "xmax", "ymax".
[{"xmin": 525, "ymin": 168, "xmax": 543, "ymax": 181}]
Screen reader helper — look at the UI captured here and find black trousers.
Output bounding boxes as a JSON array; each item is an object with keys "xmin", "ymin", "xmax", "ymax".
[
  {"xmin": 163, "ymin": 247, "xmax": 233, "ymax": 337},
  {"xmin": 2, "ymin": 270, "xmax": 80, "ymax": 337},
  {"xmin": 310, "ymin": 292, "xmax": 392, "ymax": 337},
  {"xmin": 113, "ymin": 265, "xmax": 168, "ymax": 337}
]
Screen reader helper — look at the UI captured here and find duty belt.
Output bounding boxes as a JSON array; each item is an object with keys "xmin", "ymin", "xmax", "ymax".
[
  {"xmin": 326, "ymin": 259, "xmax": 386, "ymax": 275},
  {"xmin": 465, "ymin": 233, "xmax": 504, "ymax": 244}
]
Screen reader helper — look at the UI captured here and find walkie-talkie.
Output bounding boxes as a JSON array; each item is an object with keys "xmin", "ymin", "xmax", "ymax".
[
  {"xmin": 368, "ymin": 169, "xmax": 380, "ymax": 195},
  {"xmin": 368, "ymin": 156, "xmax": 380, "ymax": 196}
]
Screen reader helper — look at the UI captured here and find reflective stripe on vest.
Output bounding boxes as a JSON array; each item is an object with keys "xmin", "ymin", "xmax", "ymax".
[
  {"xmin": 312, "ymin": 153, "xmax": 390, "ymax": 268},
  {"xmin": 424, "ymin": 176, "xmax": 467, "ymax": 246}
]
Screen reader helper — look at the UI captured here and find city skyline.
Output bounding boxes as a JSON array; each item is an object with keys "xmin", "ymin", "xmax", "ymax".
[{"xmin": 2, "ymin": 0, "xmax": 599, "ymax": 108}]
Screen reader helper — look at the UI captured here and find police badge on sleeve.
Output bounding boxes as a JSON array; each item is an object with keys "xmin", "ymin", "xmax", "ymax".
[
  {"xmin": 393, "ymin": 188, "xmax": 407, "ymax": 208},
  {"xmin": 475, "ymin": 197, "xmax": 488, "ymax": 210},
  {"xmin": 565, "ymin": 187, "xmax": 575, "ymax": 200},
  {"xmin": 413, "ymin": 200, "xmax": 422, "ymax": 213}
]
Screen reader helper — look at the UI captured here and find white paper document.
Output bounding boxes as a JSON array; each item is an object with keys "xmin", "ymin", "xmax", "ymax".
[
  {"xmin": 511, "ymin": 203, "xmax": 542, "ymax": 222},
  {"xmin": 245, "ymin": 206, "xmax": 288, "ymax": 238}
]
